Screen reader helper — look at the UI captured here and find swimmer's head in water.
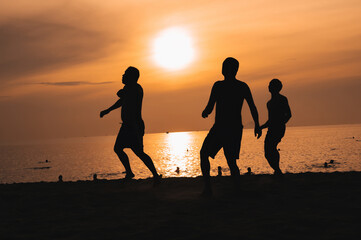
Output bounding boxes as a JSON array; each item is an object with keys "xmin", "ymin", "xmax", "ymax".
[
  {"xmin": 269, "ymin": 78, "xmax": 283, "ymax": 93},
  {"xmin": 122, "ymin": 66, "xmax": 140, "ymax": 84},
  {"xmin": 222, "ymin": 57, "xmax": 239, "ymax": 78}
]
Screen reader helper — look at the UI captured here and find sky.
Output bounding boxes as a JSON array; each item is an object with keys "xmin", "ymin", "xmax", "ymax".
[{"xmin": 0, "ymin": 0, "xmax": 360, "ymax": 143}]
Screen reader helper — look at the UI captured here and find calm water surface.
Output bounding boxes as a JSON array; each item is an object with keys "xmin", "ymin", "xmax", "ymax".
[{"xmin": 0, "ymin": 124, "xmax": 360, "ymax": 183}]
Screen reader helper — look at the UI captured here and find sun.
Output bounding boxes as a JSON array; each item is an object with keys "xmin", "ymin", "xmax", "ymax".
[{"xmin": 152, "ymin": 27, "xmax": 195, "ymax": 70}]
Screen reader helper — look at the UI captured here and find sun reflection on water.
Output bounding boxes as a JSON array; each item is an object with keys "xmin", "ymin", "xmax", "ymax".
[
  {"xmin": 161, "ymin": 132, "xmax": 199, "ymax": 177},
  {"xmin": 167, "ymin": 132, "xmax": 191, "ymax": 158}
]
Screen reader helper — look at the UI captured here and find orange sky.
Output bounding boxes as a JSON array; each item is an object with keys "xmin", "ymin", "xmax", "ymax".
[{"xmin": 0, "ymin": 0, "xmax": 361, "ymax": 143}]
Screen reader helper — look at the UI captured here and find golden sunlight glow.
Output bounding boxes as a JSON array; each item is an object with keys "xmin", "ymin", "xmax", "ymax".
[
  {"xmin": 167, "ymin": 132, "xmax": 191, "ymax": 158},
  {"xmin": 152, "ymin": 27, "xmax": 195, "ymax": 70},
  {"xmin": 156, "ymin": 132, "xmax": 200, "ymax": 178}
]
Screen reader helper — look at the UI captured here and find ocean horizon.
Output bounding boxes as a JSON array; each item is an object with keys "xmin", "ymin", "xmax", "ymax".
[{"xmin": 1, "ymin": 124, "xmax": 360, "ymax": 184}]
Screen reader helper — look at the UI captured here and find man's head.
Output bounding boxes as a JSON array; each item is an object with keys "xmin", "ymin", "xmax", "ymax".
[
  {"xmin": 222, "ymin": 57, "xmax": 239, "ymax": 78},
  {"xmin": 122, "ymin": 66, "xmax": 140, "ymax": 85},
  {"xmin": 269, "ymin": 78, "xmax": 283, "ymax": 94}
]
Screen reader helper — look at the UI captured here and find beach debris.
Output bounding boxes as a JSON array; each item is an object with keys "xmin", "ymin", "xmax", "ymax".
[
  {"xmin": 217, "ymin": 166, "xmax": 222, "ymax": 176},
  {"xmin": 175, "ymin": 167, "xmax": 180, "ymax": 174},
  {"xmin": 58, "ymin": 175, "xmax": 63, "ymax": 182},
  {"xmin": 97, "ymin": 172, "xmax": 120, "ymax": 177},
  {"xmin": 29, "ymin": 166, "xmax": 51, "ymax": 170},
  {"xmin": 93, "ymin": 174, "xmax": 98, "ymax": 181},
  {"xmin": 38, "ymin": 159, "xmax": 51, "ymax": 164}
]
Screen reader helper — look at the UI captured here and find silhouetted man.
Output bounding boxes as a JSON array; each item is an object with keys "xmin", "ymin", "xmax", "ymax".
[
  {"xmin": 260, "ymin": 79, "xmax": 291, "ymax": 177},
  {"xmin": 100, "ymin": 67, "xmax": 161, "ymax": 184},
  {"xmin": 201, "ymin": 57, "xmax": 262, "ymax": 196}
]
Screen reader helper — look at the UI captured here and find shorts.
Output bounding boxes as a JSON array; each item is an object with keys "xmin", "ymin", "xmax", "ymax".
[
  {"xmin": 265, "ymin": 125, "xmax": 285, "ymax": 145},
  {"xmin": 201, "ymin": 124, "xmax": 243, "ymax": 159},
  {"xmin": 114, "ymin": 122, "xmax": 144, "ymax": 151}
]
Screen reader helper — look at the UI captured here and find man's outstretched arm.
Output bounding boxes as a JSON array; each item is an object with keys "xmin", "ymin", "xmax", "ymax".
[
  {"xmin": 245, "ymin": 87, "xmax": 261, "ymax": 138},
  {"xmin": 202, "ymin": 84, "xmax": 217, "ymax": 118},
  {"xmin": 100, "ymin": 99, "xmax": 123, "ymax": 118}
]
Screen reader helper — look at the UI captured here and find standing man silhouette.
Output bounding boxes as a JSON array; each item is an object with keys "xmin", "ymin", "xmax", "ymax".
[
  {"xmin": 260, "ymin": 79, "xmax": 291, "ymax": 177},
  {"xmin": 201, "ymin": 57, "xmax": 262, "ymax": 196},
  {"xmin": 100, "ymin": 66, "xmax": 161, "ymax": 184}
]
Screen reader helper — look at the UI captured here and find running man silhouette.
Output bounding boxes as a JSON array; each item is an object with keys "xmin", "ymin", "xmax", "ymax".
[
  {"xmin": 260, "ymin": 79, "xmax": 292, "ymax": 177},
  {"xmin": 201, "ymin": 57, "xmax": 262, "ymax": 196},
  {"xmin": 100, "ymin": 66, "xmax": 161, "ymax": 184}
]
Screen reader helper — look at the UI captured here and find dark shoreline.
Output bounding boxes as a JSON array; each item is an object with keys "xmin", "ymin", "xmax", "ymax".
[{"xmin": 1, "ymin": 172, "xmax": 361, "ymax": 239}]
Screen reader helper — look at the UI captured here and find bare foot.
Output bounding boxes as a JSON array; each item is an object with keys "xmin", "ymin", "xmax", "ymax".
[
  {"xmin": 153, "ymin": 174, "xmax": 162, "ymax": 187},
  {"xmin": 124, "ymin": 172, "xmax": 135, "ymax": 180}
]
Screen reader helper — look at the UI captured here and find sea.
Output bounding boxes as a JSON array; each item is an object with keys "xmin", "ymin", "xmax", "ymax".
[{"xmin": 0, "ymin": 124, "xmax": 360, "ymax": 184}]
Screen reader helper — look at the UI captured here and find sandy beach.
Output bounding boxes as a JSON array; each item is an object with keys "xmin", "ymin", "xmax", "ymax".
[{"xmin": 1, "ymin": 172, "xmax": 360, "ymax": 239}]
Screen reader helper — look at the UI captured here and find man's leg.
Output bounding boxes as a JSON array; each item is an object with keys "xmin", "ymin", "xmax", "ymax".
[
  {"xmin": 223, "ymin": 130, "xmax": 242, "ymax": 188},
  {"xmin": 224, "ymin": 150, "xmax": 241, "ymax": 188},
  {"xmin": 132, "ymin": 148, "xmax": 159, "ymax": 178},
  {"xmin": 114, "ymin": 127, "xmax": 135, "ymax": 179},
  {"xmin": 114, "ymin": 145, "xmax": 134, "ymax": 179},
  {"xmin": 200, "ymin": 127, "xmax": 221, "ymax": 196},
  {"xmin": 200, "ymin": 146, "xmax": 212, "ymax": 195},
  {"xmin": 264, "ymin": 137, "xmax": 282, "ymax": 175},
  {"xmin": 133, "ymin": 148, "xmax": 161, "ymax": 185}
]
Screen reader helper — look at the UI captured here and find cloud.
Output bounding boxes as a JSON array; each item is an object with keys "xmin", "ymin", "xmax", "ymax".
[
  {"xmin": 0, "ymin": 95, "xmax": 10, "ymax": 100},
  {"xmin": 0, "ymin": 19, "xmax": 114, "ymax": 82},
  {"xmin": 38, "ymin": 81, "xmax": 113, "ymax": 86}
]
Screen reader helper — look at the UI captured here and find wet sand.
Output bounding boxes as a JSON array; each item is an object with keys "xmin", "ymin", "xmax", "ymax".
[{"xmin": 1, "ymin": 172, "xmax": 360, "ymax": 239}]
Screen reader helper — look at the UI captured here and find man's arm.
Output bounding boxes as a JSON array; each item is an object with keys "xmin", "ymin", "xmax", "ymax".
[
  {"xmin": 100, "ymin": 98, "xmax": 123, "ymax": 118},
  {"xmin": 202, "ymin": 83, "xmax": 217, "ymax": 118},
  {"xmin": 283, "ymin": 98, "xmax": 292, "ymax": 124},
  {"xmin": 245, "ymin": 85, "xmax": 261, "ymax": 139}
]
